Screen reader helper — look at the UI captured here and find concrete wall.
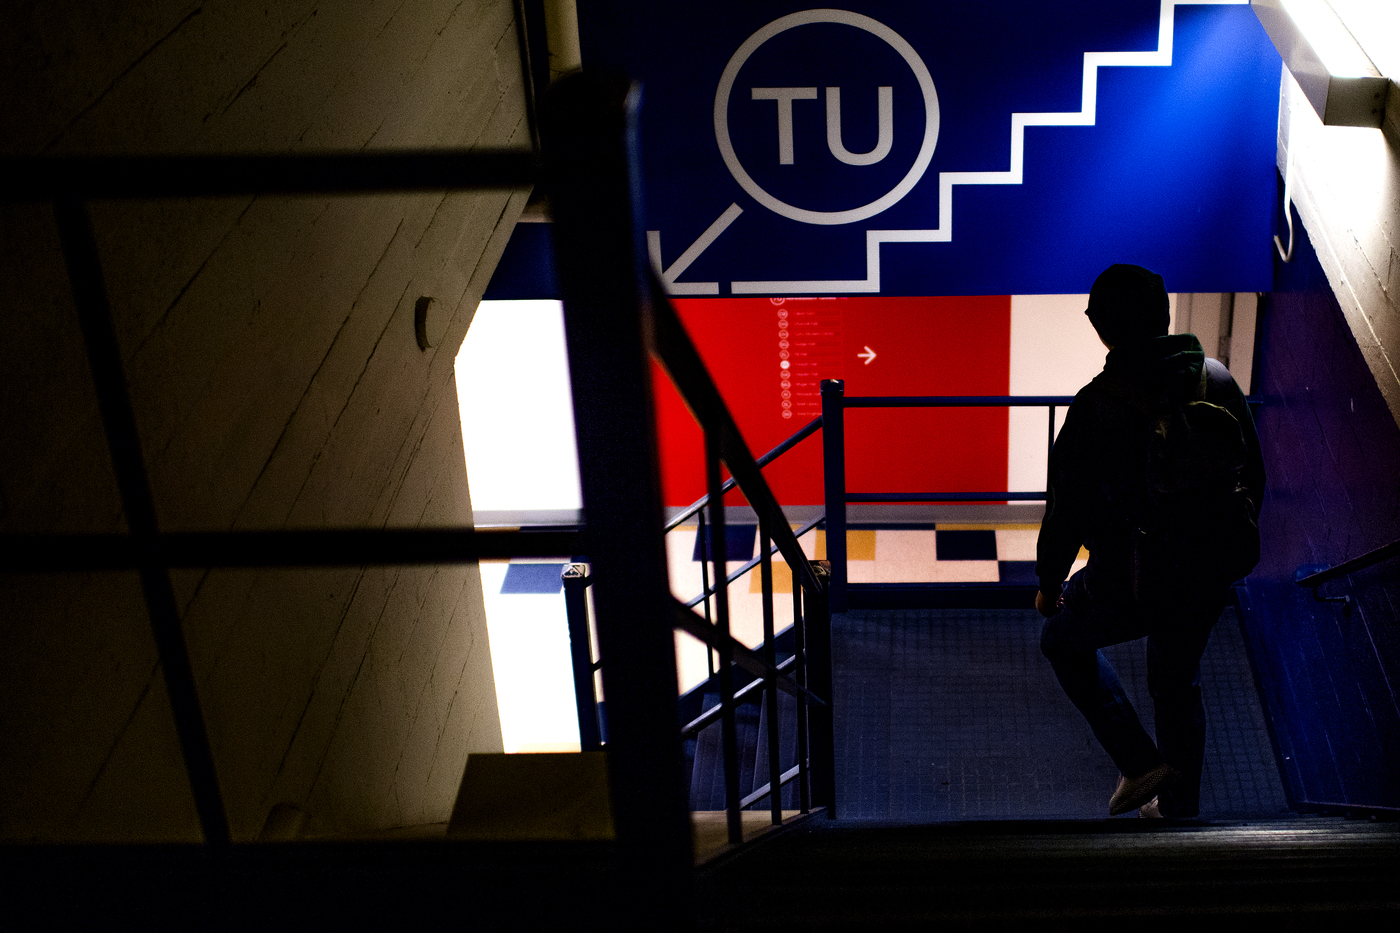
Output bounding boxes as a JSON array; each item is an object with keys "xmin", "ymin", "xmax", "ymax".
[
  {"xmin": 1230, "ymin": 6, "xmax": 1400, "ymax": 812},
  {"xmin": 0, "ymin": 0, "xmax": 525, "ymax": 841},
  {"xmin": 1242, "ymin": 218, "xmax": 1400, "ymax": 811},
  {"xmin": 1275, "ymin": 64, "xmax": 1400, "ymax": 426}
]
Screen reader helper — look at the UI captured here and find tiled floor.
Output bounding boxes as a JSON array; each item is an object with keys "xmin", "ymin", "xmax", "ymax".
[
  {"xmin": 663, "ymin": 524, "xmax": 1085, "ymax": 693},
  {"xmin": 485, "ymin": 526, "xmax": 1290, "ymax": 823},
  {"xmin": 832, "ymin": 606, "xmax": 1291, "ymax": 821},
  {"xmin": 486, "ymin": 524, "xmax": 1086, "ymax": 748}
]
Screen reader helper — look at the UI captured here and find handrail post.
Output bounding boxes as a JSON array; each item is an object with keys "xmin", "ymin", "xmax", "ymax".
[
  {"xmin": 699, "ymin": 509, "xmax": 715, "ymax": 677},
  {"xmin": 562, "ymin": 563, "xmax": 602, "ymax": 752},
  {"xmin": 805, "ymin": 564, "xmax": 837, "ymax": 817},
  {"xmin": 759, "ymin": 514, "xmax": 782, "ymax": 826},
  {"xmin": 541, "ymin": 72, "xmax": 693, "ymax": 919},
  {"xmin": 707, "ymin": 434, "xmax": 743, "ymax": 846},
  {"xmin": 821, "ymin": 379, "xmax": 848, "ymax": 612},
  {"xmin": 792, "ymin": 582, "xmax": 810, "ymax": 814}
]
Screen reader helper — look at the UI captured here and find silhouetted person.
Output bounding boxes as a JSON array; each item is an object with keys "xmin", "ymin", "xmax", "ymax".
[{"xmin": 1035, "ymin": 264, "xmax": 1264, "ymax": 818}]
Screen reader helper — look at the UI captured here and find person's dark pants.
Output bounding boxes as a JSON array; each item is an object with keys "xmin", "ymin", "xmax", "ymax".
[{"xmin": 1039, "ymin": 569, "xmax": 1228, "ymax": 818}]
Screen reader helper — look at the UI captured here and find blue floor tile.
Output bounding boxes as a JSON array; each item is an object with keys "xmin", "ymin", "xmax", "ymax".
[
  {"xmin": 693, "ymin": 523, "xmax": 757, "ymax": 562},
  {"xmin": 832, "ymin": 606, "xmax": 1289, "ymax": 821},
  {"xmin": 501, "ymin": 562, "xmax": 566, "ymax": 594},
  {"xmin": 998, "ymin": 561, "xmax": 1039, "ymax": 585},
  {"xmin": 935, "ymin": 529, "xmax": 997, "ymax": 560}
]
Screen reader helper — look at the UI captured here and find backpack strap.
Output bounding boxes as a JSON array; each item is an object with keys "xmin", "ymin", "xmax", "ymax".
[{"xmin": 1088, "ymin": 366, "xmax": 1207, "ymax": 416}]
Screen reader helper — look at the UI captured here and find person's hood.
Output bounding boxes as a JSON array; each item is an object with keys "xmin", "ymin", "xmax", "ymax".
[{"xmin": 1103, "ymin": 333, "xmax": 1204, "ymax": 399}]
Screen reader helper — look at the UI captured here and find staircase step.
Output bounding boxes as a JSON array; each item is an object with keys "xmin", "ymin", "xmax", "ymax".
[
  {"xmin": 751, "ymin": 689, "xmax": 799, "ymax": 808},
  {"xmin": 448, "ymin": 752, "xmax": 614, "ymax": 841},
  {"xmin": 697, "ymin": 817, "xmax": 1400, "ymax": 925},
  {"xmin": 690, "ymin": 692, "xmax": 763, "ymax": 810}
]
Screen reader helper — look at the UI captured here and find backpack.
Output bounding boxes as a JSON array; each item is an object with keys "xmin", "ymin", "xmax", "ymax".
[{"xmin": 1092, "ymin": 362, "xmax": 1260, "ymax": 600}]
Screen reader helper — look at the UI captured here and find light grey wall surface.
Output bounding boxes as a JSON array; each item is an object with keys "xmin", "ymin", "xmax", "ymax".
[
  {"xmin": 0, "ymin": 0, "xmax": 523, "ymax": 841},
  {"xmin": 1275, "ymin": 60, "xmax": 1400, "ymax": 427}
]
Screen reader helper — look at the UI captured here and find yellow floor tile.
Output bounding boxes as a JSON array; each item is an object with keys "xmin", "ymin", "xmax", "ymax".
[
  {"xmin": 750, "ymin": 560, "xmax": 794, "ymax": 593},
  {"xmin": 813, "ymin": 528, "xmax": 877, "ymax": 561}
]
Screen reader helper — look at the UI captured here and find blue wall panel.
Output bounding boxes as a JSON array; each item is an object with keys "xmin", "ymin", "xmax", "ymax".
[
  {"xmin": 578, "ymin": 1, "xmax": 1279, "ymax": 296},
  {"xmin": 1242, "ymin": 195, "xmax": 1400, "ymax": 812}
]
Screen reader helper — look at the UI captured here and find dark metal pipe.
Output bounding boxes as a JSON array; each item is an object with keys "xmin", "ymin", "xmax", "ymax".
[
  {"xmin": 804, "ymin": 570, "xmax": 836, "ymax": 817},
  {"xmin": 542, "ymin": 72, "xmax": 693, "ymax": 918},
  {"xmin": 1, "ymin": 528, "xmax": 582, "ymax": 571},
  {"xmin": 3, "ymin": 150, "xmax": 537, "ymax": 201},
  {"xmin": 707, "ymin": 435, "xmax": 743, "ymax": 846},
  {"xmin": 793, "ymin": 582, "xmax": 810, "ymax": 814},
  {"xmin": 1295, "ymin": 539, "xmax": 1400, "ymax": 588},
  {"xmin": 563, "ymin": 564, "xmax": 602, "ymax": 752},
  {"xmin": 821, "ymin": 380, "xmax": 848, "ymax": 613},
  {"xmin": 846, "ymin": 492, "xmax": 1048, "ymax": 503},
  {"xmin": 760, "ymin": 516, "xmax": 782, "ymax": 825},
  {"xmin": 841, "ymin": 394, "xmax": 1076, "ymax": 408}
]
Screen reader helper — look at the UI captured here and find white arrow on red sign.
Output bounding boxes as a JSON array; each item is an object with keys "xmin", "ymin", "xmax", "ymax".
[{"xmin": 858, "ymin": 346, "xmax": 877, "ymax": 365}]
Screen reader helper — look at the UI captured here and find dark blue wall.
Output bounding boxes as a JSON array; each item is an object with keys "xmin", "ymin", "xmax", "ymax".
[{"xmin": 1240, "ymin": 202, "xmax": 1400, "ymax": 812}]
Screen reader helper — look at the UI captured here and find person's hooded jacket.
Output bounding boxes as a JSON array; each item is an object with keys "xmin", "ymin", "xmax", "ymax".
[{"xmin": 1035, "ymin": 333, "xmax": 1265, "ymax": 606}]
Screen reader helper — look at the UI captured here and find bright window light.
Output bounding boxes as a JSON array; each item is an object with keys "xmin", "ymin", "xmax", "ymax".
[{"xmin": 454, "ymin": 300, "xmax": 582, "ymax": 514}]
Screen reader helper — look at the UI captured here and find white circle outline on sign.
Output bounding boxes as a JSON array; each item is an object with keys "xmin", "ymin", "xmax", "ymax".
[{"xmin": 714, "ymin": 9, "xmax": 940, "ymax": 226}]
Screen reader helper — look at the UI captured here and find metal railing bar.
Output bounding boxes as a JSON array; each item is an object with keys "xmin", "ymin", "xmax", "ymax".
[
  {"xmin": 0, "ymin": 528, "xmax": 583, "ymax": 571},
  {"xmin": 822, "ymin": 380, "xmax": 849, "ymax": 613},
  {"xmin": 838, "ymin": 393, "xmax": 1260, "ymax": 410},
  {"xmin": 841, "ymin": 394, "xmax": 1076, "ymax": 408},
  {"xmin": 562, "ymin": 564, "xmax": 602, "ymax": 752},
  {"xmin": 663, "ymin": 415, "xmax": 824, "ymax": 532},
  {"xmin": 739, "ymin": 764, "xmax": 803, "ymax": 810},
  {"xmin": 698, "ymin": 509, "xmax": 715, "ymax": 677},
  {"xmin": 671, "ymin": 600, "xmax": 826, "ymax": 708},
  {"xmin": 680, "ymin": 656, "xmax": 795, "ymax": 737},
  {"xmin": 846, "ymin": 492, "xmax": 1048, "ymax": 503},
  {"xmin": 1295, "ymin": 538, "xmax": 1400, "ymax": 588},
  {"xmin": 760, "ymin": 515, "xmax": 782, "ymax": 825},
  {"xmin": 53, "ymin": 197, "xmax": 230, "ymax": 847},
  {"xmin": 682, "ymin": 515, "xmax": 822, "ymax": 610},
  {"xmin": 543, "ymin": 74, "xmax": 693, "ymax": 895},
  {"xmin": 707, "ymin": 436, "xmax": 743, "ymax": 846},
  {"xmin": 649, "ymin": 273, "xmax": 825, "ymax": 598},
  {"xmin": 1, "ymin": 150, "xmax": 538, "ymax": 201},
  {"xmin": 793, "ymin": 582, "xmax": 810, "ymax": 814}
]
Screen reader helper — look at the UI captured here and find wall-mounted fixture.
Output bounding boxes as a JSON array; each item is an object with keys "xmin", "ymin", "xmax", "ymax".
[
  {"xmin": 1252, "ymin": 0, "xmax": 1388, "ymax": 127},
  {"xmin": 415, "ymin": 295, "xmax": 447, "ymax": 350}
]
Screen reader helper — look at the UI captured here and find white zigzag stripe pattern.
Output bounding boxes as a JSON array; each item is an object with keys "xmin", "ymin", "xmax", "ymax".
[{"xmin": 729, "ymin": 0, "xmax": 1251, "ymax": 294}]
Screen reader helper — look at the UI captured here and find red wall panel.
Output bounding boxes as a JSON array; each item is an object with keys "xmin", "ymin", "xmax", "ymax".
[{"xmin": 653, "ymin": 296, "xmax": 1010, "ymax": 507}]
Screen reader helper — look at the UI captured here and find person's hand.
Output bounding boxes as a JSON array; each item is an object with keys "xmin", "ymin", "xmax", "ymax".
[{"xmin": 1035, "ymin": 589, "xmax": 1057, "ymax": 617}]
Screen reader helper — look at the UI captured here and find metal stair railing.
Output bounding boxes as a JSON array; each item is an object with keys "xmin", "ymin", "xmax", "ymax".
[
  {"xmin": 553, "ymin": 260, "xmax": 837, "ymax": 836},
  {"xmin": 651, "ymin": 273, "xmax": 835, "ymax": 841},
  {"xmin": 1294, "ymin": 536, "xmax": 1400, "ymax": 614},
  {"xmin": 819, "ymin": 380, "xmax": 1265, "ymax": 612},
  {"xmin": 820, "ymin": 378, "xmax": 1074, "ymax": 611},
  {"xmin": 543, "ymin": 72, "xmax": 835, "ymax": 871}
]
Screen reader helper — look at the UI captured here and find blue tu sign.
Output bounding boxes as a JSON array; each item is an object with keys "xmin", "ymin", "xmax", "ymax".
[{"xmin": 577, "ymin": 1, "xmax": 1282, "ymax": 297}]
